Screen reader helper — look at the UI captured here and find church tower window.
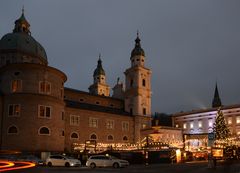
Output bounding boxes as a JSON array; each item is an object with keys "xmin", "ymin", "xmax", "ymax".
[
  {"xmin": 142, "ymin": 79, "xmax": 146, "ymax": 87},
  {"xmin": 143, "ymin": 108, "xmax": 146, "ymax": 115},
  {"xmin": 130, "ymin": 79, "xmax": 133, "ymax": 87}
]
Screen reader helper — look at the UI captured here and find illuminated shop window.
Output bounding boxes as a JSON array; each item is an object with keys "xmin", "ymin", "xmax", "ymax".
[
  {"xmin": 208, "ymin": 119, "xmax": 213, "ymax": 127},
  {"xmin": 228, "ymin": 117, "xmax": 232, "ymax": 125},
  {"xmin": 198, "ymin": 121, "xmax": 202, "ymax": 128},
  {"xmin": 236, "ymin": 116, "xmax": 240, "ymax": 124},
  {"xmin": 190, "ymin": 122, "xmax": 194, "ymax": 129}
]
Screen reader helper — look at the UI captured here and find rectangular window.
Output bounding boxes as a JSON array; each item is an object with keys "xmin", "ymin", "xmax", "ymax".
[
  {"xmin": 89, "ymin": 117, "xmax": 98, "ymax": 128},
  {"xmin": 190, "ymin": 122, "xmax": 194, "ymax": 129},
  {"xmin": 183, "ymin": 123, "xmax": 187, "ymax": 129},
  {"xmin": 11, "ymin": 80, "xmax": 22, "ymax": 92},
  {"xmin": 38, "ymin": 105, "xmax": 51, "ymax": 118},
  {"xmin": 130, "ymin": 79, "xmax": 133, "ymax": 87},
  {"xmin": 39, "ymin": 105, "xmax": 45, "ymax": 117},
  {"xmin": 106, "ymin": 119, "xmax": 114, "ymax": 129},
  {"xmin": 46, "ymin": 107, "xmax": 51, "ymax": 117},
  {"xmin": 143, "ymin": 108, "xmax": 146, "ymax": 115},
  {"xmin": 198, "ymin": 120, "xmax": 202, "ymax": 128},
  {"xmin": 142, "ymin": 79, "xmax": 146, "ymax": 87},
  {"xmin": 122, "ymin": 121, "xmax": 129, "ymax": 131},
  {"xmin": 39, "ymin": 81, "xmax": 51, "ymax": 94},
  {"xmin": 8, "ymin": 104, "xmax": 20, "ymax": 116},
  {"xmin": 236, "ymin": 116, "xmax": 240, "ymax": 124},
  {"xmin": 228, "ymin": 117, "xmax": 232, "ymax": 125},
  {"xmin": 70, "ymin": 115, "xmax": 80, "ymax": 126},
  {"xmin": 208, "ymin": 119, "xmax": 213, "ymax": 127},
  {"xmin": 142, "ymin": 123, "xmax": 147, "ymax": 129}
]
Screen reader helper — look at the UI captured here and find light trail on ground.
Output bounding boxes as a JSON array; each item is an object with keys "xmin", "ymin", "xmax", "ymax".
[
  {"xmin": 0, "ymin": 161, "xmax": 15, "ymax": 169},
  {"xmin": 0, "ymin": 161, "xmax": 35, "ymax": 172}
]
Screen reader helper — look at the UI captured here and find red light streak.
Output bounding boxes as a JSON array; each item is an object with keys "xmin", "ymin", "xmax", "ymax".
[
  {"xmin": 0, "ymin": 161, "xmax": 14, "ymax": 169},
  {"xmin": 0, "ymin": 161, "xmax": 35, "ymax": 172}
]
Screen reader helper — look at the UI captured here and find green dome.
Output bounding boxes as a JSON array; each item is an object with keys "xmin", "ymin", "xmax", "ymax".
[
  {"xmin": 94, "ymin": 58, "xmax": 105, "ymax": 76},
  {"xmin": 131, "ymin": 34, "xmax": 145, "ymax": 57},
  {"xmin": 0, "ymin": 33, "xmax": 47, "ymax": 61},
  {"xmin": 0, "ymin": 10, "xmax": 48, "ymax": 64}
]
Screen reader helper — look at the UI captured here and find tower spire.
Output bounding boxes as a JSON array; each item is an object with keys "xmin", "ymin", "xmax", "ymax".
[
  {"xmin": 89, "ymin": 56, "xmax": 110, "ymax": 96},
  {"xmin": 212, "ymin": 83, "xmax": 222, "ymax": 108},
  {"xmin": 22, "ymin": 5, "xmax": 24, "ymax": 15},
  {"xmin": 131, "ymin": 31, "xmax": 145, "ymax": 57},
  {"xmin": 13, "ymin": 7, "xmax": 30, "ymax": 34}
]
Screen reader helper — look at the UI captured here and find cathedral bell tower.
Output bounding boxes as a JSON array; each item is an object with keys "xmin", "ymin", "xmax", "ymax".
[
  {"xmin": 89, "ymin": 55, "xmax": 110, "ymax": 96},
  {"xmin": 124, "ymin": 32, "xmax": 152, "ymax": 143}
]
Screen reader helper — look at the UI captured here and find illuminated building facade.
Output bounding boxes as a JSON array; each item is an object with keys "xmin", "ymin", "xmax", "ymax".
[{"xmin": 172, "ymin": 84, "xmax": 240, "ymax": 151}]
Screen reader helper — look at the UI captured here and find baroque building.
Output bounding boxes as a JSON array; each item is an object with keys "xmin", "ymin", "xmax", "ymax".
[
  {"xmin": 0, "ymin": 10, "xmax": 157, "ymax": 154},
  {"xmin": 172, "ymin": 84, "xmax": 240, "ymax": 152}
]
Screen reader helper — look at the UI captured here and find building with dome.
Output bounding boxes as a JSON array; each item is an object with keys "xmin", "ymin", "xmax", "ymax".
[{"xmin": 0, "ymin": 10, "xmax": 184, "ymax": 155}]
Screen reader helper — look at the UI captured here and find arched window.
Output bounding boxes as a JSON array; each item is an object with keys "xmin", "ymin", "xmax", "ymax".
[
  {"xmin": 39, "ymin": 127, "xmax": 50, "ymax": 135},
  {"xmin": 123, "ymin": 136, "xmax": 128, "ymax": 141},
  {"xmin": 71, "ymin": 132, "xmax": 79, "ymax": 139},
  {"xmin": 90, "ymin": 133, "xmax": 97, "ymax": 140},
  {"xmin": 8, "ymin": 126, "xmax": 18, "ymax": 134},
  {"xmin": 107, "ymin": 135, "xmax": 113, "ymax": 141}
]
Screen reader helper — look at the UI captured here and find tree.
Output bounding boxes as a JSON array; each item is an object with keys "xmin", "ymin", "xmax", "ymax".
[{"xmin": 213, "ymin": 109, "xmax": 230, "ymax": 142}]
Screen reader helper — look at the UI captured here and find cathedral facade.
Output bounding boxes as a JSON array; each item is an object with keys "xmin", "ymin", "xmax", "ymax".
[{"xmin": 0, "ymin": 11, "xmax": 152, "ymax": 153}]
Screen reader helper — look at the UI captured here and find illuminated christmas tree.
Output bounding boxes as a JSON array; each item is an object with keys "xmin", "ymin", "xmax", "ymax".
[{"xmin": 213, "ymin": 109, "xmax": 230, "ymax": 143}]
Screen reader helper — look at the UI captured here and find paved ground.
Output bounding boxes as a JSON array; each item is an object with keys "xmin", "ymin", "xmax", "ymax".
[{"xmin": 9, "ymin": 161, "xmax": 240, "ymax": 173}]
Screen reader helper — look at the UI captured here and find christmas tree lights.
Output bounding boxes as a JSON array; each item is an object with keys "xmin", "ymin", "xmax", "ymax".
[{"xmin": 213, "ymin": 108, "xmax": 230, "ymax": 146}]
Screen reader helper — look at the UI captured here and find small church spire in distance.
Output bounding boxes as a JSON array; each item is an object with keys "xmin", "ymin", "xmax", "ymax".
[
  {"xmin": 212, "ymin": 82, "xmax": 222, "ymax": 108},
  {"xmin": 98, "ymin": 53, "xmax": 101, "ymax": 60},
  {"xmin": 22, "ymin": 5, "xmax": 24, "ymax": 14}
]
